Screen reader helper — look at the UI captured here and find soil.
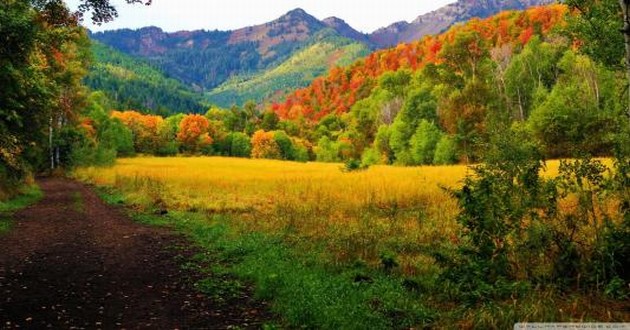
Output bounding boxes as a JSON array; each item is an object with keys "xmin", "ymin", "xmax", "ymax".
[{"xmin": 0, "ymin": 178, "xmax": 272, "ymax": 329}]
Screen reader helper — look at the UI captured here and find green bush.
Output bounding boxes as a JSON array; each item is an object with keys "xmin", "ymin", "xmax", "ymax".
[
  {"xmin": 433, "ymin": 135, "xmax": 458, "ymax": 165},
  {"xmin": 230, "ymin": 132, "xmax": 252, "ymax": 158}
]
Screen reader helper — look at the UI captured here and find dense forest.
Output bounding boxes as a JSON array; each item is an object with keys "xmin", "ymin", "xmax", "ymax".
[{"xmin": 94, "ymin": 5, "xmax": 624, "ymax": 167}]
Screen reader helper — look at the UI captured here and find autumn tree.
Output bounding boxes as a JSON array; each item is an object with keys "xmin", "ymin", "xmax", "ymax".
[
  {"xmin": 177, "ymin": 114, "xmax": 212, "ymax": 154},
  {"xmin": 251, "ymin": 130, "xmax": 280, "ymax": 159}
]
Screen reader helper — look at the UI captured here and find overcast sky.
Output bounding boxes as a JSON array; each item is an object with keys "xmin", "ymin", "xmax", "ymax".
[{"xmin": 64, "ymin": 0, "xmax": 456, "ymax": 34}]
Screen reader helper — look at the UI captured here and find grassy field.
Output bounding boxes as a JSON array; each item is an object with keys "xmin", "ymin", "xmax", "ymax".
[
  {"xmin": 74, "ymin": 157, "xmax": 628, "ymax": 328},
  {"xmin": 75, "ymin": 157, "xmax": 469, "ymax": 270}
]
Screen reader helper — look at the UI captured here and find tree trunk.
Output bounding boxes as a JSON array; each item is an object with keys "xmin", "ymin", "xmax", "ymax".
[{"xmin": 49, "ymin": 116, "xmax": 54, "ymax": 170}]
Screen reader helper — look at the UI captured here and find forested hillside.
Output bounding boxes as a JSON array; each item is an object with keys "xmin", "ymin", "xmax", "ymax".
[
  {"xmin": 90, "ymin": 9, "xmax": 336, "ymax": 91},
  {"xmin": 269, "ymin": 5, "xmax": 605, "ymax": 164},
  {"xmin": 86, "ymin": 42, "xmax": 205, "ymax": 115},
  {"xmin": 206, "ymin": 29, "xmax": 370, "ymax": 107}
]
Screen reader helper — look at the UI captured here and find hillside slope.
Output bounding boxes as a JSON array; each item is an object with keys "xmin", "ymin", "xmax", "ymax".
[
  {"xmin": 273, "ymin": 5, "xmax": 567, "ymax": 121},
  {"xmin": 205, "ymin": 29, "xmax": 370, "ymax": 107},
  {"xmin": 90, "ymin": 9, "xmax": 333, "ymax": 91},
  {"xmin": 86, "ymin": 42, "xmax": 205, "ymax": 114}
]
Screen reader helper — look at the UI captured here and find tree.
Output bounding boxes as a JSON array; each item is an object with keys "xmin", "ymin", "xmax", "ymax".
[
  {"xmin": 1, "ymin": 0, "xmax": 93, "ymax": 181},
  {"xmin": 177, "ymin": 114, "xmax": 212, "ymax": 154},
  {"xmin": 315, "ymin": 136, "xmax": 340, "ymax": 163},
  {"xmin": 251, "ymin": 130, "xmax": 280, "ymax": 159},
  {"xmin": 566, "ymin": 0, "xmax": 629, "ymax": 116},
  {"xmin": 261, "ymin": 111, "xmax": 279, "ymax": 131},
  {"xmin": 410, "ymin": 120, "xmax": 442, "ymax": 165},
  {"xmin": 273, "ymin": 131, "xmax": 295, "ymax": 160},
  {"xmin": 433, "ymin": 135, "xmax": 458, "ymax": 165},
  {"xmin": 229, "ymin": 132, "xmax": 252, "ymax": 158},
  {"xmin": 528, "ymin": 51, "xmax": 617, "ymax": 157}
]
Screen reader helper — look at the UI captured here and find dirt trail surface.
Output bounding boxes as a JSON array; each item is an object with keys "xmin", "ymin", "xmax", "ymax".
[{"xmin": 0, "ymin": 178, "xmax": 271, "ymax": 329}]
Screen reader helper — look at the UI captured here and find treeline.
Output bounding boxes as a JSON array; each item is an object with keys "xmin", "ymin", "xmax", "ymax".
[{"xmin": 102, "ymin": 103, "xmax": 311, "ymax": 162}]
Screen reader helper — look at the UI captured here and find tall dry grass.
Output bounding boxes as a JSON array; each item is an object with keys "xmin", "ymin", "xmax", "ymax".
[{"xmin": 75, "ymin": 157, "xmax": 471, "ymax": 270}]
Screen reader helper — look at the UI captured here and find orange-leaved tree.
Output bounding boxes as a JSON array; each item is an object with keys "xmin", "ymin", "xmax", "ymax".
[
  {"xmin": 111, "ymin": 110, "xmax": 164, "ymax": 154},
  {"xmin": 250, "ymin": 130, "xmax": 280, "ymax": 159},
  {"xmin": 176, "ymin": 114, "xmax": 212, "ymax": 154}
]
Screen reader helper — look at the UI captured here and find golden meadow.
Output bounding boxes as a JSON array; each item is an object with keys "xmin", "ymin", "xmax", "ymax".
[{"xmin": 73, "ymin": 157, "xmax": 608, "ymax": 274}]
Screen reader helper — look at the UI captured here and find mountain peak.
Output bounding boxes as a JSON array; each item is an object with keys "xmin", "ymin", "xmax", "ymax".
[
  {"xmin": 322, "ymin": 17, "xmax": 346, "ymax": 25},
  {"xmin": 370, "ymin": 0, "xmax": 553, "ymax": 48},
  {"xmin": 322, "ymin": 16, "xmax": 369, "ymax": 44},
  {"xmin": 282, "ymin": 8, "xmax": 311, "ymax": 18}
]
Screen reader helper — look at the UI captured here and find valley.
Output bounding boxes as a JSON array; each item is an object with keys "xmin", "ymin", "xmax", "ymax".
[{"xmin": 2, "ymin": 0, "xmax": 629, "ymax": 328}]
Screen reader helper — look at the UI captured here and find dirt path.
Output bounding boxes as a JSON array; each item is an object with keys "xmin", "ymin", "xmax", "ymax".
[{"xmin": 0, "ymin": 178, "xmax": 271, "ymax": 329}]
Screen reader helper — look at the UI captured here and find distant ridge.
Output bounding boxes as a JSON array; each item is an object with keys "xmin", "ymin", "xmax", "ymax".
[{"xmin": 369, "ymin": 0, "xmax": 555, "ymax": 48}]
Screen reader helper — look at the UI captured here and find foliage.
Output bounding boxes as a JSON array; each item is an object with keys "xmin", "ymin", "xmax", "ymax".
[
  {"xmin": 432, "ymin": 135, "xmax": 458, "ymax": 165},
  {"xmin": 251, "ymin": 130, "xmax": 281, "ymax": 159},
  {"xmin": 410, "ymin": 120, "xmax": 442, "ymax": 165},
  {"xmin": 73, "ymin": 0, "xmax": 151, "ymax": 24},
  {"xmin": 446, "ymin": 127, "xmax": 549, "ymax": 297},
  {"xmin": 564, "ymin": 0, "xmax": 624, "ymax": 69},
  {"xmin": 86, "ymin": 41, "xmax": 205, "ymax": 115},
  {"xmin": 206, "ymin": 30, "xmax": 370, "ymax": 107},
  {"xmin": 0, "ymin": 0, "xmax": 95, "ymax": 185},
  {"xmin": 528, "ymin": 50, "xmax": 617, "ymax": 158},
  {"xmin": 229, "ymin": 132, "xmax": 252, "ymax": 158},
  {"xmin": 177, "ymin": 114, "xmax": 212, "ymax": 154}
]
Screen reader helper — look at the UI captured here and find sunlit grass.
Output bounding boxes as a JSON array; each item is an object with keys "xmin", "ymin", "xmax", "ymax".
[
  {"xmin": 73, "ymin": 156, "xmax": 613, "ymax": 271},
  {"xmin": 75, "ymin": 157, "xmax": 628, "ymax": 327},
  {"xmin": 75, "ymin": 157, "xmax": 469, "ymax": 268}
]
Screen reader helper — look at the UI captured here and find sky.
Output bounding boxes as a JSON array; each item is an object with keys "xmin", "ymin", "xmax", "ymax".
[{"xmin": 64, "ymin": 0, "xmax": 456, "ymax": 34}]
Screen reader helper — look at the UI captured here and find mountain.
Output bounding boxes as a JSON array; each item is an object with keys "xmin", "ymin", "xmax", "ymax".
[
  {"xmin": 90, "ymin": 8, "xmax": 333, "ymax": 92},
  {"xmin": 206, "ymin": 29, "xmax": 370, "ymax": 108},
  {"xmin": 369, "ymin": 0, "xmax": 555, "ymax": 48},
  {"xmin": 85, "ymin": 41, "xmax": 205, "ymax": 115},
  {"xmin": 322, "ymin": 17, "xmax": 370, "ymax": 44}
]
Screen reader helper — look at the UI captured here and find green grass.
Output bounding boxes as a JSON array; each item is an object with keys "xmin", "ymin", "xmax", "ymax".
[
  {"xmin": 92, "ymin": 181, "xmax": 630, "ymax": 328},
  {"xmin": 0, "ymin": 185, "xmax": 43, "ymax": 235},
  {"xmin": 95, "ymin": 186, "xmax": 436, "ymax": 329}
]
